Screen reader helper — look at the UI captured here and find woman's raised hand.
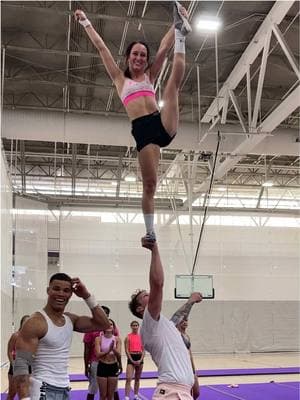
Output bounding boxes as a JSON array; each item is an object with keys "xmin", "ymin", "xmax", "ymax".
[{"xmin": 74, "ymin": 9, "xmax": 87, "ymax": 21}]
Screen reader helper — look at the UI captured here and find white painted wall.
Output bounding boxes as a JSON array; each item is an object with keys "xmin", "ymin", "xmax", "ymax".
[
  {"xmin": 14, "ymin": 197, "xmax": 48, "ymax": 302},
  {"xmin": 53, "ymin": 208, "xmax": 299, "ymax": 356},
  {"xmin": 0, "ymin": 149, "xmax": 13, "ymax": 365},
  {"xmin": 3, "ymin": 201, "xmax": 300, "ymax": 360},
  {"xmin": 58, "ymin": 211, "xmax": 299, "ymax": 301}
]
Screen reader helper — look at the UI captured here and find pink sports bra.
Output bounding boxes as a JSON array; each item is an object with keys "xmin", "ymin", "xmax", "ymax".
[
  {"xmin": 100, "ymin": 335, "xmax": 116, "ymax": 354},
  {"xmin": 120, "ymin": 74, "xmax": 155, "ymax": 106}
]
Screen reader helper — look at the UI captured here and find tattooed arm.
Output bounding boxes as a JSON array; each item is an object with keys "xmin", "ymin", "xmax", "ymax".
[{"xmin": 170, "ymin": 292, "xmax": 202, "ymax": 326}]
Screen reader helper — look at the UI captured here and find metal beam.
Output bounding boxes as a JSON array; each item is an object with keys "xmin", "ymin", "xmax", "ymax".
[
  {"xmin": 71, "ymin": 143, "xmax": 77, "ymax": 196},
  {"xmin": 258, "ymin": 84, "xmax": 300, "ymax": 132},
  {"xmin": 157, "ymin": 152, "xmax": 185, "ymax": 190},
  {"xmin": 201, "ymin": 1, "xmax": 295, "ymax": 123},
  {"xmin": 251, "ymin": 30, "xmax": 271, "ymax": 129},
  {"xmin": 1, "ymin": 3, "xmax": 170, "ymax": 27},
  {"xmin": 272, "ymin": 23, "xmax": 300, "ymax": 80},
  {"xmin": 228, "ymin": 89, "xmax": 247, "ymax": 132}
]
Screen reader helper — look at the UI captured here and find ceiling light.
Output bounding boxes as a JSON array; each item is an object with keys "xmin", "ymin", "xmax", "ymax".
[
  {"xmin": 262, "ymin": 181, "xmax": 274, "ymax": 187},
  {"xmin": 196, "ymin": 17, "xmax": 221, "ymax": 32},
  {"xmin": 125, "ymin": 175, "xmax": 136, "ymax": 182},
  {"xmin": 217, "ymin": 187, "xmax": 227, "ymax": 192},
  {"xmin": 158, "ymin": 100, "xmax": 164, "ymax": 108},
  {"xmin": 111, "ymin": 181, "xmax": 118, "ymax": 186}
]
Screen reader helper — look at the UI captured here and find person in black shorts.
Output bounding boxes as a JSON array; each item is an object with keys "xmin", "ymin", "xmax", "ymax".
[
  {"xmin": 75, "ymin": 2, "xmax": 191, "ymax": 245},
  {"xmin": 95, "ymin": 319, "xmax": 122, "ymax": 400},
  {"xmin": 124, "ymin": 321, "xmax": 145, "ymax": 400}
]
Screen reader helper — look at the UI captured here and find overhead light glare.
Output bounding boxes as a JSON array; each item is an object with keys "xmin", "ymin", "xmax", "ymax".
[
  {"xmin": 196, "ymin": 17, "xmax": 221, "ymax": 32},
  {"xmin": 262, "ymin": 181, "xmax": 274, "ymax": 187},
  {"xmin": 158, "ymin": 100, "xmax": 164, "ymax": 108},
  {"xmin": 217, "ymin": 187, "xmax": 227, "ymax": 192},
  {"xmin": 125, "ymin": 175, "xmax": 136, "ymax": 182}
]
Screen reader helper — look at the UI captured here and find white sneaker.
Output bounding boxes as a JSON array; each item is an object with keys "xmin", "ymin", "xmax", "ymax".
[{"xmin": 173, "ymin": 1, "xmax": 192, "ymax": 36}]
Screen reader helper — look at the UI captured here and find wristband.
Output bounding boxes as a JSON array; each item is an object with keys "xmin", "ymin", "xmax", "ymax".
[
  {"xmin": 79, "ymin": 19, "xmax": 91, "ymax": 28},
  {"xmin": 84, "ymin": 294, "xmax": 98, "ymax": 309}
]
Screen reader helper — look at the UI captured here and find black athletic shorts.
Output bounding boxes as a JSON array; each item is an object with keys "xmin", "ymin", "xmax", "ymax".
[
  {"xmin": 131, "ymin": 111, "xmax": 176, "ymax": 152},
  {"xmin": 127, "ymin": 353, "xmax": 143, "ymax": 366},
  {"xmin": 97, "ymin": 361, "xmax": 119, "ymax": 378}
]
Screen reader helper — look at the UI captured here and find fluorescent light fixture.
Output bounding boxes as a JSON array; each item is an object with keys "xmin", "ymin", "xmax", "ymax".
[
  {"xmin": 111, "ymin": 181, "xmax": 118, "ymax": 186},
  {"xmin": 125, "ymin": 175, "xmax": 136, "ymax": 182},
  {"xmin": 196, "ymin": 17, "xmax": 221, "ymax": 32},
  {"xmin": 158, "ymin": 100, "xmax": 164, "ymax": 108},
  {"xmin": 262, "ymin": 181, "xmax": 274, "ymax": 187},
  {"xmin": 217, "ymin": 187, "xmax": 227, "ymax": 192}
]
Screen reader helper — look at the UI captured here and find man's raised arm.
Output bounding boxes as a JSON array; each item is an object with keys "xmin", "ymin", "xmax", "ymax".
[
  {"xmin": 171, "ymin": 292, "xmax": 202, "ymax": 325},
  {"xmin": 147, "ymin": 242, "xmax": 164, "ymax": 321},
  {"xmin": 68, "ymin": 278, "xmax": 110, "ymax": 332}
]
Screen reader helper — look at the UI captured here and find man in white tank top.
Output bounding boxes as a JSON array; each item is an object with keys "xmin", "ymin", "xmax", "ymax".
[
  {"xmin": 129, "ymin": 242, "xmax": 202, "ymax": 400},
  {"xmin": 14, "ymin": 273, "xmax": 110, "ymax": 400}
]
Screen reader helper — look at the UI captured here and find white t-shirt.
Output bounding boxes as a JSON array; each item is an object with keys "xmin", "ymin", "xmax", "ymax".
[{"xmin": 141, "ymin": 308, "xmax": 194, "ymax": 386}]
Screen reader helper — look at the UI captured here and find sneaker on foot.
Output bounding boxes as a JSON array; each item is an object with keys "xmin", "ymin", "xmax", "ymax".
[
  {"xmin": 144, "ymin": 231, "xmax": 156, "ymax": 242},
  {"xmin": 173, "ymin": 1, "xmax": 192, "ymax": 36},
  {"xmin": 134, "ymin": 396, "xmax": 141, "ymax": 400},
  {"xmin": 141, "ymin": 232, "xmax": 156, "ymax": 249}
]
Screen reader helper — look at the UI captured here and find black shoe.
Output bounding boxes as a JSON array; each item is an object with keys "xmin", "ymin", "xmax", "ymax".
[{"xmin": 173, "ymin": 1, "xmax": 192, "ymax": 36}]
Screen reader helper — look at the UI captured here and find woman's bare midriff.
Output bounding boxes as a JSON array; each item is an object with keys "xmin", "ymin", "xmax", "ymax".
[{"xmin": 124, "ymin": 96, "xmax": 158, "ymax": 121}]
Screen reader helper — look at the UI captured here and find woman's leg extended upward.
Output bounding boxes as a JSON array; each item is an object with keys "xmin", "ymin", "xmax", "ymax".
[
  {"xmin": 161, "ymin": 1, "xmax": 190, "ymax": 135},
  {"xmin": 139, "ymin": 2, "xmax": 191, "ymax": 246}
]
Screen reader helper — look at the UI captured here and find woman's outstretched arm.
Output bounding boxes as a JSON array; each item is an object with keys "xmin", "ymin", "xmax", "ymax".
[{"xmin": 75, "ymin": 10, "xmax": 123, "ymax": 83}]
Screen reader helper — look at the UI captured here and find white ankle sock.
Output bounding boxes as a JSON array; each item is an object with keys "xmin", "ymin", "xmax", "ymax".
[
  {"xmin": 175, "ymin": 29, "xmax": 186, "ymax": 54},
  {"xmin": 143, "ymin": 213, "xmax": 154, "ymax": 233}
]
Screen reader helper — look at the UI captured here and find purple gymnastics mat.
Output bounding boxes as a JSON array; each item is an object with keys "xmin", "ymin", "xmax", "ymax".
[
  {"xmin": 69, "ymin": 367, "xmax": 300, "ymax": 381},
  {"xmin": 1, "ymin": 382, "xmax": 299, "ymax": 400},
  {"xmin": 66, "ymin": 381, "xmax": 300, "ymax": 400}
]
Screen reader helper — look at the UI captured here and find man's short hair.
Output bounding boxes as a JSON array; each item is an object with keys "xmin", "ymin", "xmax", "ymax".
[
  {"xmin": 101, "ymin": 305, "xmax": 110, "ymax": 316},
  {"xmin": 128, "ymin": 290, "xmax": 144, "ymax": 319},
  {"xmin": 49, "ymin": 273, "xmax": 72, "ymax": 284}
]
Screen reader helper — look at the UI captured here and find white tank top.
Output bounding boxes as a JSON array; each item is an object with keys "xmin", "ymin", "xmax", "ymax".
[{"xmin": 32, "ymin": 310, "xmax": 73, "ymax": 387}]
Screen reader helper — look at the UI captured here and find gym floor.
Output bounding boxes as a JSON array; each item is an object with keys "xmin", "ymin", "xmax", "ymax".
[{"xmin": 2, "ymin": 352, "xmax": 298, "ymax": 393}]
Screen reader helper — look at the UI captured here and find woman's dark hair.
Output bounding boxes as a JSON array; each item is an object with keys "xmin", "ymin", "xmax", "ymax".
[
  {"xmin": 101, "ymin": 305, "xmax": 110, "ymax": 316},
  {"xmin": 19, "ymin": 315, "xmax": 30, "ymax": 329},
  {"xmin": 130, "ymin": 320, "xmax": 140, "ymax": 327},
  {"xmin": 124, "ymin": 41, "xmax": 150, "ymax": 79},
  {"xmin": 106, "ymin": 318, "xmax": 116, "ymax": 331}
]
